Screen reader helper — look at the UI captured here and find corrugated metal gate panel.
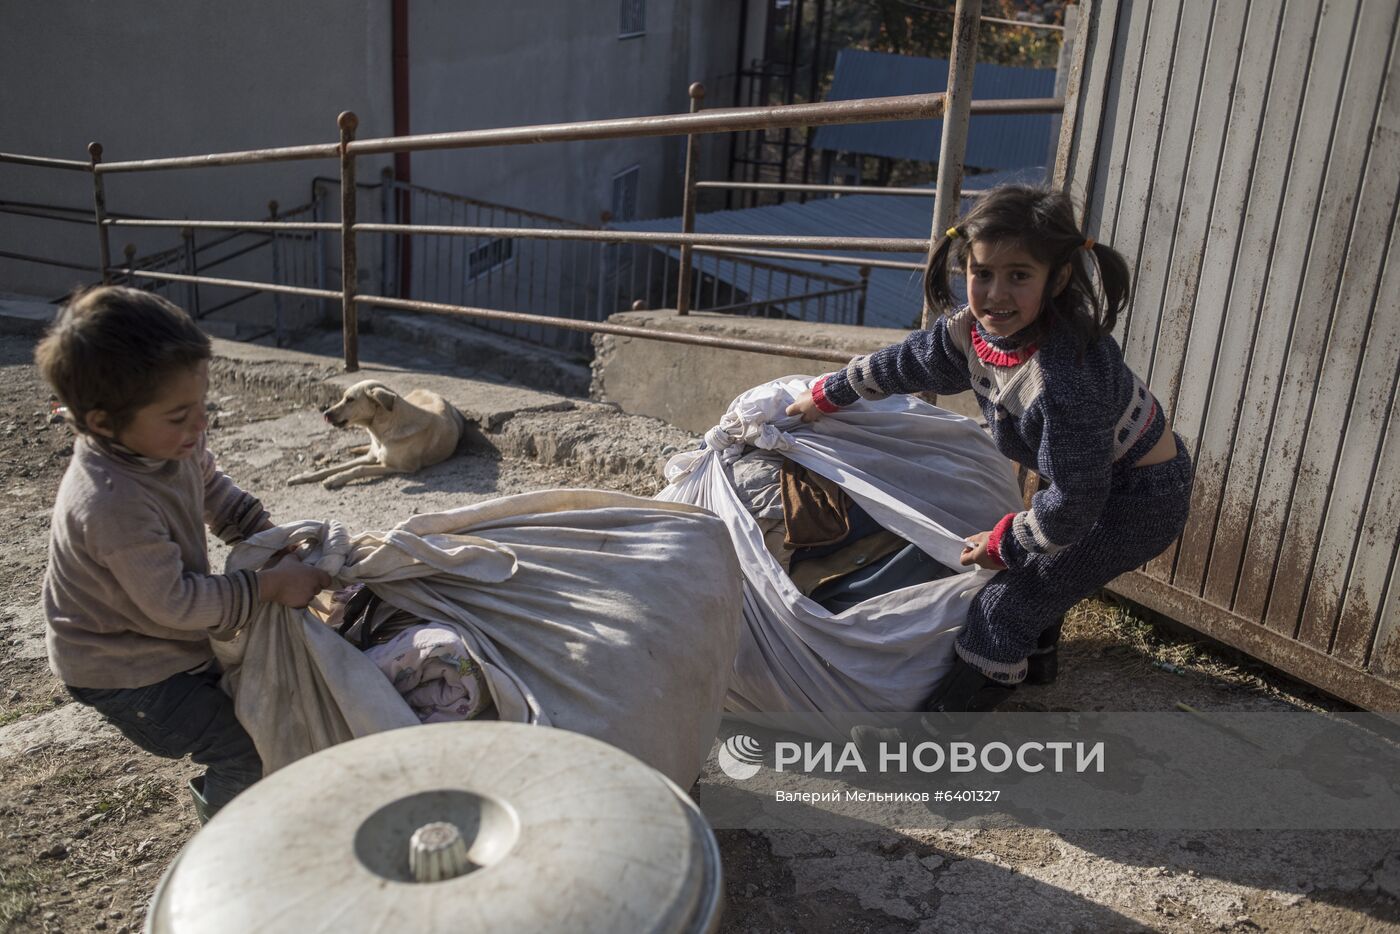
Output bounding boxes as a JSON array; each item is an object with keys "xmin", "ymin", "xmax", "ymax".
[{"xmin": 1065, "ymin": 0, "xmax": 1400, "ymax": 708}]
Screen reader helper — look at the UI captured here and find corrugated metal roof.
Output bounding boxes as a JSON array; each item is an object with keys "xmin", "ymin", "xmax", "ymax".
[
  {"xmin": 810, "ymin": 49, "xmax": 1057, "ymax": 169},
  {"xmin": 615, "ymin": 166, "xmax": 1043, "ymax": 330}
]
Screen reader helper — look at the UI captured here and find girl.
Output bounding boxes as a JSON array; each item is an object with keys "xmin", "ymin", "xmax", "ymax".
[{"xmin": 787, "ymin": 185, "xmax": 1193, "ymax": 713}]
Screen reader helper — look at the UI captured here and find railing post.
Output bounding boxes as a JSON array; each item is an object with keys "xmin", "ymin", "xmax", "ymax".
[
  {"xmin": 338, "ymin": 111, "xmax": 360, "ymax": 372},
  {"xmin": 87, "ymin": 142, "xmax": 112, "ymax": 285},
  {"xmin": 676, "ymin": 81, "xmax": 705, "ymax": 315},
  {"xmin": 268, "ymin": 200, "xmax": 285, "ymax": 346},
  {"xmin": 379, "ymin": 166, "xmax": 394, "ymax": 298},
  {"xmin": 123, "ymin": 243, "xmax": 136, "ymax": 287},
  {"xmin": 857, "ymin": 264, "xmax": 870, "ymax": 326},
  {"xmin": 926, "ymin": 0, "xmax": 981, "ymax": 329},
  {"xmin": 181, "ymin": 226, "xmax": 201, "ymax": 317},
  {"xmin": 313, "ymin": 181, "xmax": 330, "ymax": 321}
]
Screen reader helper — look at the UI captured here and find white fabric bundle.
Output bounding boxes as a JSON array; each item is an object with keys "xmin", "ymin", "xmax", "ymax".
[
  {"xmin": 215, "ymin": 490, "xmax": 742, "ymax": 786},
  {"xmin": 657, "ymin": 376, "xmax": 1022, "ymax": 731}
]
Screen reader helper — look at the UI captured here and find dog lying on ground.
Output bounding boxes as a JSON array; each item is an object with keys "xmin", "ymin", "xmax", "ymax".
[{"xmin": 288, "ymin": 380, "xmax": 466, "ymax": 489}]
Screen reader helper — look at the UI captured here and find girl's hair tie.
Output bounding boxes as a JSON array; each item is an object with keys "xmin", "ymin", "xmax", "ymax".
[
  {"xmin": 945, "ymin": 226, "xmax": 961, "ymax": 239},
  {"xmin": 1082, "ymin": 237, "xmax": 1095, "ymax": 251}
]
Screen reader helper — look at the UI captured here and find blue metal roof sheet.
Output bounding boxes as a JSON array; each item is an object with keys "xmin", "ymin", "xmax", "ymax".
[
  {"xmin": 615, "ymin": 166, "xmax": 1044, "ymax": 330},
  {"xmin": 810, "ymin": 48, "xmax": 1057, "ymax": 169}
]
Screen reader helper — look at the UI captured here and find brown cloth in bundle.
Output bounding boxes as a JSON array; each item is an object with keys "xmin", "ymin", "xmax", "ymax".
[{"xmin": 780, "ymin": 460, "xmax": 850, "ymax": 548}]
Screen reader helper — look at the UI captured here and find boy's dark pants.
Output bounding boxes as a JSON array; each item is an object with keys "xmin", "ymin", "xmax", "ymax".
[
  {"xmin": 958, "ymin": 436, "xmax": 1195, "ymax": 682},
  {"xmin": 67, "ymin": 667, "xmax": 262, "ymax": 813}
]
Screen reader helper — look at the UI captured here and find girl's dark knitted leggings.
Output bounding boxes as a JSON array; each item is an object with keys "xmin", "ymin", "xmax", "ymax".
[{"xmin": 957, "ymin": 435, "xmax": 1195, "ymax": 683}]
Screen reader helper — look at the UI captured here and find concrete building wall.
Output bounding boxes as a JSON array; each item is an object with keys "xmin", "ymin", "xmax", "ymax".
[
  {"xmin": 0, "ymin": 1, "xmax": 395, "ymax": 302},
  {"xmin": 408, "ymin": 0, "xmax": 744, "ymax": 227},
  {"xmin": 2, "ymin": 0, "xmax": 745, "ymax": 325}
]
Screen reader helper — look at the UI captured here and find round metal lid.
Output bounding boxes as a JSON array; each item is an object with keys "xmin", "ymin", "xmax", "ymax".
[{"xmin": 146, "ymin": 722, "xmax": 722, "ymax": 934}]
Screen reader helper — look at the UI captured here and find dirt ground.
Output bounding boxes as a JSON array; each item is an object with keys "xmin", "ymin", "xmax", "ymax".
[{"xmin": 1, "ymin": 329, "xmax": 1398, "ymax": 933}]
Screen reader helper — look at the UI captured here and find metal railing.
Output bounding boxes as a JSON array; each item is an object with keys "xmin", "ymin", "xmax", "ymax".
[{"xmin": 2, "ymin": 0, "xmax": 1059, "ymax": 370}]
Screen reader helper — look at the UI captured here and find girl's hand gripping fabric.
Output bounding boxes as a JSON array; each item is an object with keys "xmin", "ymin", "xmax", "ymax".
[
  {"xmin": 959, "ymin": 530, "xmax": 1006, "ymax": 570},
  {"xmin": 785, "ymin": 390, "xmax": 825, "ymax": 422}
]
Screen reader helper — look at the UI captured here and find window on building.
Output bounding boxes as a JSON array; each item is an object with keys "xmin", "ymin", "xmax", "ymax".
[
  {"xmin": 611, "ymin": 165, "xmax": 640, "ymax": 222},
  {"xmin": 619, "ymin": 0, "xmax": 645, "ymax": 38},
  {"xmin": 466, "ymin": 237, "xmax": 514, "ymax": 282}
]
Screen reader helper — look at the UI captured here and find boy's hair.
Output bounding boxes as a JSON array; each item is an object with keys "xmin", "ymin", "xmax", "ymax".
[
  {"xmin": 35, "ymin": 286, "xmax": 211, "ymax": 435},
  {"xmin": 924, "ymin": 185, "xmax": 1132, "ymax": 352}
]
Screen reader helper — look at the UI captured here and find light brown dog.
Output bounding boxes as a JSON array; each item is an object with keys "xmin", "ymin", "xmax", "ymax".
[{"xmin": 288, "ymin": 380, "xmax": 465, "ymax": 489}]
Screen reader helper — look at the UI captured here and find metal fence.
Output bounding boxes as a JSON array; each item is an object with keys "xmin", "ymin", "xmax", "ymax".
[
  {"xmin": 0, "ymin": 187, "xmax": 324, "ymax": 345},
  {"xmin": 2, "ymin": 54, "xmax": 1059, "ymax": 369}
]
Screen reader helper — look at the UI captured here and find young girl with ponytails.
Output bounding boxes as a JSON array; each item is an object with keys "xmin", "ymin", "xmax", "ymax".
[{"xmin": 787, "ymin": 185, "xmax": 1193, "ymax": 714}]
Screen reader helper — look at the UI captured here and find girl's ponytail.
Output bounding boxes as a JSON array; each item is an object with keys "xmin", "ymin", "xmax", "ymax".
[
  {"xmin": 1086, "ymin": 240, "xmax": 1132, "ymax": 336},
  {"xmin": 922, "ymin": 229, "xmax": 961, "ymax": 321}
]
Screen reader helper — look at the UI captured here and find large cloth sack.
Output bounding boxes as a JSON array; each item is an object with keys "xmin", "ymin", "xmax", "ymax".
[
  {"xmin": 215, "ymin": 489, "xmax": 742, "ymax": 787},
  {"xmin": 657, "ymin": 377, "xmax": 1022, "ymax": 729}
]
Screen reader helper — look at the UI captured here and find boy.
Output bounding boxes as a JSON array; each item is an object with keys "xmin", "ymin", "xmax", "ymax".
[{"xmin": 36, "ymin": 286, "xmax": 330, "ymax": 822}]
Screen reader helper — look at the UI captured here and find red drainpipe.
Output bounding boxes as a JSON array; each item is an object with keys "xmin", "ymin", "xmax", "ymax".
[{"xmin": 392, "ymin": 0, "xmax": 412, "ymax": 297}]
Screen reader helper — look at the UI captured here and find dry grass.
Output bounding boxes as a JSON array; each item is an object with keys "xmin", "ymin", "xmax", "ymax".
[
  {"xmin": 1066, "ymin": 595, "xmax": 1209, "ymax": 670},
  {"xmin": 0, "ymin": 863, "xmax": 50, "ymax": 932},
  {"xmin": 1064, "ymin": 591, "xmax": 1343, "ymax": 711}
]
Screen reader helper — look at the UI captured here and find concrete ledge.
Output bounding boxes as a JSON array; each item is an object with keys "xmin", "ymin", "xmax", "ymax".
[
  {"xmin": 0, "ymin": 295, "xmax": 58, "ymax": 337},
  {"xmin": 590, "ymin": 310, "xmax": 981, "ymax": 433},
  {"xmin": 207, "ymin": 332, "xmax": 695, "ymax": 483}
]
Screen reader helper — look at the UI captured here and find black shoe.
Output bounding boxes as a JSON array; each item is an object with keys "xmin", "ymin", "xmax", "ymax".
[
  {"xmin": 850, "ymin": 659, "xmax": 1016, "ymax": 751},
  {"xmin": 923, "ymin": 656, "xmax": 1016, "ymax": 713},
  {"xmin": 1024, "ymin": 620, "xmax": 1064, "ymax": 686}
]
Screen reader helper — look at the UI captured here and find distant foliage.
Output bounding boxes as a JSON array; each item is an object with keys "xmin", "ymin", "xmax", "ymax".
[{"xmin": 823, "ymin": 0, "xmax": 1065, "ymax": 70}]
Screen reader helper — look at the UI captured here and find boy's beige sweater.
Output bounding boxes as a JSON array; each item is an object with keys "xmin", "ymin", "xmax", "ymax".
[{"xmin": 44, "ymin": 434, "xmax": 269, "ymax": 689}]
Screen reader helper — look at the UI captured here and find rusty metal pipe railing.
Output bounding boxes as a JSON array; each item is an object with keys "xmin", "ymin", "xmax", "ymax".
[
  {"xmin": 101, "ymin": 217, "xmax": 932, "ymax": 255},
  {"xmin": 99, "ymin": 262, "xmax": 855, "ymax": 364},
  {"xmin": 356, "ymin": 294, "xmax": 854, "ymax": 364},
  {"xmin": 687, "ymin": 248, "xmax": 858, "ymax": 285},
  {"xmin": 692, "ymin": 244, "xmax": 924, "ymax": 271},
  {"xmin": 95, "ymin": 142, "xmax": 343, "ymax": 174},
  {"xmin": 676, "ymin": 82, "xmax": 706, "ymax": 316},
  {"xmin": 0, "ymin": 202, "xmax": 101, "ymax": 225},
  {"xmin": 117, "ymin": 268, "xmax": 342, "ymax": 301},
  {"xmin": 105, "ymin": 218, "xmax": 338, "ymax": 232},
  {"xmin": 338, "ymin": 112, "xmax": 360, "ymax": 372},
  {"xmin": 91, "ymin": 94, "xmax": 948, "ymax": 173},
  {"xmin": 347, "ymin": 93, "xmax": 953, "ymax": 158},
  {"xmin": 87, "ymin": 94, "xmax": 1058, "ymax": 176},
  {"xmin": 704, "ymin": 283, "xmax": 863, "ymax": 317},
  {"xmin": 87, "ymin": 143, "xmax": 112, "ymax": 285},
  {"xmin": 0, "ymin": 250, "xmax": 97, "ymax": 272},
  {"xmin": 697, "ymin": 181, "xmax": 973, "ymax": 198},
  {"xmin": 0, "ymin": 152, "xmax": 92, "ymax": 171},
  {"xmin": 352, "ymin": 224, "xmax": 929, "ymax": 253},
  {"xmin": 927, "ymin": 0, "xmax": 982, "ymax": 331}
]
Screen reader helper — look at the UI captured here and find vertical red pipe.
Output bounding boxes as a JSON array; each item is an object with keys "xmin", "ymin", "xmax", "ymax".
[{"xmin": 392, "ymin": 0, "xmax": 412, "ymax": 296}]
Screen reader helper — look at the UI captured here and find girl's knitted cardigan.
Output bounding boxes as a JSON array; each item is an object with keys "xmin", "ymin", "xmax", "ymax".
[{"xmin": 812, "ymin": 308, "xmax": 1165, "ymax": 570}]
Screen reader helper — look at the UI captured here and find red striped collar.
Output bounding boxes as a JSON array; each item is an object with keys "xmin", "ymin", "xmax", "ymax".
[{"xmin": 971, "ymin": 327, "xmax": 1037, "ymax": 366}]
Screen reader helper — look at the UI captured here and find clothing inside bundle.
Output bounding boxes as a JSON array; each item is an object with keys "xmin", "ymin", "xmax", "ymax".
[
  {"xmin": 364, "ymin": 623, "xmax": 492, "ymax": 723},
  {"xmin": 725, "ymin": 445, "xmax": 955, "ymax": 612},
  {"xmin": 323, "ymin": 583, "xmax": 491, "ymax": 722},
  {"xmin": 780, "ymin": 460, "xmax": 850, "ymax": 548}
]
